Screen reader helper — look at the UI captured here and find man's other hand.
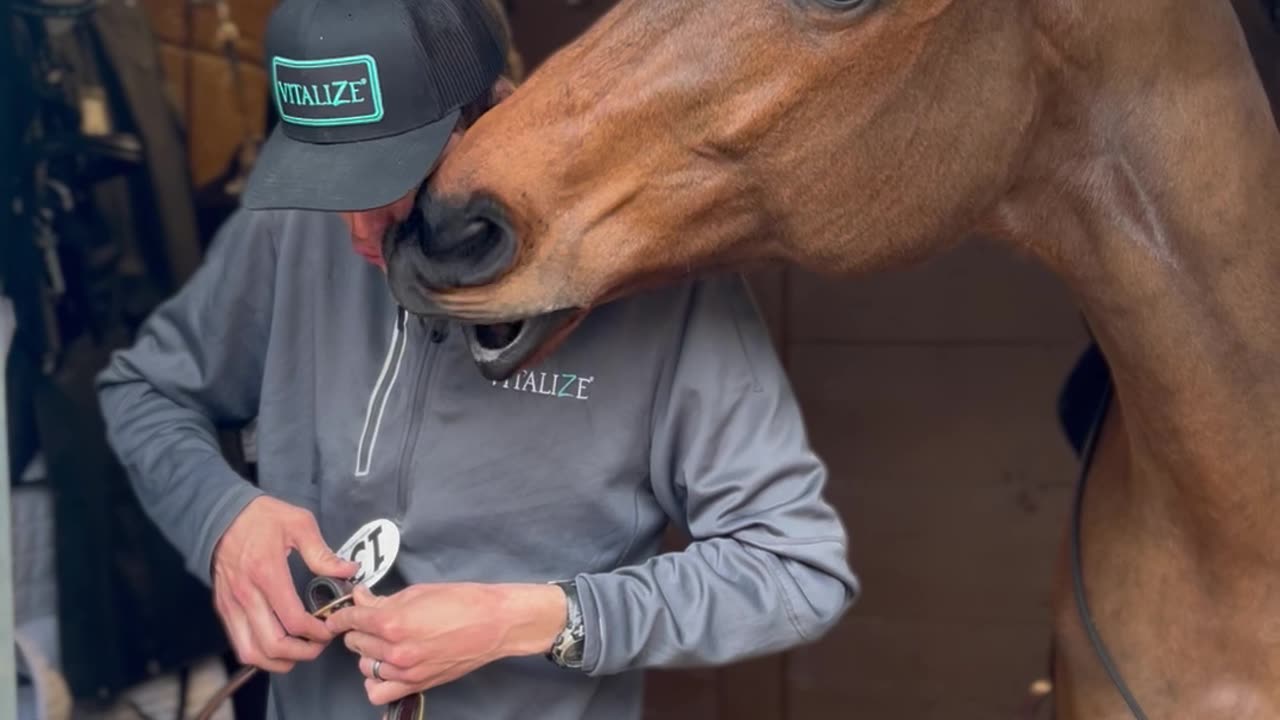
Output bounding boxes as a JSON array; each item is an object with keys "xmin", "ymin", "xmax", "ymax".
[
  {"xmin": 212, "ymin": 496, "xmax": 359, "ymax": 673},
  {"xmin": 324, "ymin": 583, "xmax": 567, "ymax": 705}
]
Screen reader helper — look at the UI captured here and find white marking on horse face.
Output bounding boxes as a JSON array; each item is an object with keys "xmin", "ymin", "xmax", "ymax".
[{"xmin": 336, "ymin": 519, "xmax": 401, "ymax": 589}]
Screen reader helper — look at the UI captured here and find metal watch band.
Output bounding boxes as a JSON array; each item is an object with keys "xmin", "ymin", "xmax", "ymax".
[{"xmin": 547, "ymin": 579, "xmax": 586, "ymax": 670}]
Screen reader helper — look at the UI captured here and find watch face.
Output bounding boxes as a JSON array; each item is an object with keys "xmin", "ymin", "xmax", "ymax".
[
  {"xmin": 552, "ymin": 628, "xmax": 584, "ymax": 667},
  {"xmin": 561, "ymin": 647, "xmax": 584, "ymax": 668}
]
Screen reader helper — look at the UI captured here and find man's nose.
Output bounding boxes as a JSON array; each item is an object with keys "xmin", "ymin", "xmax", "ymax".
[{"xmin": 347, "ymin": 209, "xmax": 395, "ymax": 245}]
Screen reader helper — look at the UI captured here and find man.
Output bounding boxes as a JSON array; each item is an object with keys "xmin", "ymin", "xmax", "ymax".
[{"xmin": 95, "ymin": 0, "xmax": 858, "ymax": 718}]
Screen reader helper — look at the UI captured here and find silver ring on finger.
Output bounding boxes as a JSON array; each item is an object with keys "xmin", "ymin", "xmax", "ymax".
[{"xmin": 372, "ymin": 658, "xmax": 385, "ymax": 682}]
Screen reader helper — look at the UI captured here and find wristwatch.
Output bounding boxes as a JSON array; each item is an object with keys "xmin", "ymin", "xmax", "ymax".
[{"xmin": 547, "ymin": 579, "xmax": 586, "ymax": 670}]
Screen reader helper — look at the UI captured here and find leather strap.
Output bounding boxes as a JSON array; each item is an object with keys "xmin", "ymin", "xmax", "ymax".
[
  {"xmin": 1069, "ymin": 379, "xmax": 1147, "ymax": 719},
  {"xmin": 193, "ymin": 576, "xmax": 424, "ymax": 720}
]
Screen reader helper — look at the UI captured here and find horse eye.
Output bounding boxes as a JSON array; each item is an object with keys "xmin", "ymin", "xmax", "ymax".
[{"xmin": 813, "ymin": 0, "xmax": 876, "ymax": 11}]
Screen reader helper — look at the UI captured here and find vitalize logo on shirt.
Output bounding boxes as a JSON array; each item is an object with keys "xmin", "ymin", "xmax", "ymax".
[
  {"xmin": 271, "ymin": 54, "xmax": 384, "ymax": 127},
  {"xmin": 492, "ymin": 370, "xmax": 594, "ymax": 401}
]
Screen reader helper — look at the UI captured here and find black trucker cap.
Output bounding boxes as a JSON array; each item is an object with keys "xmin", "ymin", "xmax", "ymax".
[{"xmin": 241, "ymin": 0, "xmax": 507, "ymax": 212}]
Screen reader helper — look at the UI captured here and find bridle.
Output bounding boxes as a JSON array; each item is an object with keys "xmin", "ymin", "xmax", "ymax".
[{"xmin": 1067, "ymin": 376, "xmax": 1148, "ymax": 719}]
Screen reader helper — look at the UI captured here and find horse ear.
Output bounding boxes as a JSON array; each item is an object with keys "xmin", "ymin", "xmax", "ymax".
[{"xmin": 493, "ymin": 76, "xmax": 517, "ymax": 103}]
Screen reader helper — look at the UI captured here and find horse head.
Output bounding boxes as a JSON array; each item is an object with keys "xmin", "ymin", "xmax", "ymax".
[
  {"xmin": 383, "ymin": 0, "xmax": 1276, "ymax": 381},
  {"xmin": 380, "ymin": 0, "xmax": 1056, "ymax": 377}
]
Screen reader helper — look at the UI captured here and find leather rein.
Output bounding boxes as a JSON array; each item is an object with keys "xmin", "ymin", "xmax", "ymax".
[{"xmin": 1066, "ymin": 377, "xmax": 1147, "ymax": 718}]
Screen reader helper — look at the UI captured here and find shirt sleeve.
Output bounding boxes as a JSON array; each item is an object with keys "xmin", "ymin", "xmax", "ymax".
[
  {"xmin": 95, "ymin": 208, "xmax": 278, "ymax": 586},
  {"xmin": 574, "ymin": 273, "xmax": 859, "ymax": 675}
]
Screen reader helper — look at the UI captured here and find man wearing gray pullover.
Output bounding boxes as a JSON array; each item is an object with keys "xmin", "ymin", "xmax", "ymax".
[{"xmin": 96, "ymin": 0, "xmax": 857, "ymax": 718}]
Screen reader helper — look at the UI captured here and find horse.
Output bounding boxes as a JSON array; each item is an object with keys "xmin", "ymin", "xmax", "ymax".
[{"xmin": 376, "ymin": 0, "xmax": 1280, "ymax": 717}]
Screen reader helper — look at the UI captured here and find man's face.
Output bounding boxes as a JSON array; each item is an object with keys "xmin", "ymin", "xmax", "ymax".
[
  {"xmin": 339, "ymin": 77, "xmax": 514, "ymax": 269},
  {"xmin": 339, "ymin": 131, "xmax": 463, "ymax": 269}
]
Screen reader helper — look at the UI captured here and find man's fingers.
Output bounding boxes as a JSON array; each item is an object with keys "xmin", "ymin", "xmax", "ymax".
[
  {"xmin": 287, "ymin": 516, "xmax": 359, "ymax": 579},
  {"xmin": 352, "ymin": 584, "xmax": 387, "ymax": 607},
  {"xmin": 223, "ymin": 593, "xmax": 294, "ymax": 673},
  {"xmin": 359, "ymin": 655, "xmax": 412, "ymax": 683},
  {"xmin": 325, "ymin": 604, "xmax": 382, "ymax": 635},
  {"xmin": 365, "ymin": 678, "xmax": 420, "ymax": 707},
  {"xmin": 244, "ymin": 587, "xmax": 322, "ymax": 665},
  {"xmin": 256, "ymin": 560, "xmax": 332, "ymax": 642},
  {"xmin": 340, "ymin": 630, "xmax": 393, "ymax": 662},
  {"xmin": 217, "ymin": 592, "xmax": 259, "ymax": 667}
]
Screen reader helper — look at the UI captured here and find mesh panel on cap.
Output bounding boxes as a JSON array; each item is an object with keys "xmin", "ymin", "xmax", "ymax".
[
  {"xmin": 404, "ymin": 0, "xmax": 508, "ymax": 114},
  {"xmin": 476, "ymin": 0, "xmax": 513, "ymax": 50}
]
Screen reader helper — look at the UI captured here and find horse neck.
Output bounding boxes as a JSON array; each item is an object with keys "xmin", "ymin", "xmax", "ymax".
[{"xmin": 990, "ymin": 0, "xmax": 1280, "ymax": 510}]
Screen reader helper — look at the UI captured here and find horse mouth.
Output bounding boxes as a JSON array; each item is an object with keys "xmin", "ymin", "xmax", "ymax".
[{"xmin": 463, "ymin": 309, "xmax": 585, "ymax": 381}]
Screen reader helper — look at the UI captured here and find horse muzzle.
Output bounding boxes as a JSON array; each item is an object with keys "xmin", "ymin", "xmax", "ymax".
[
  {"xmin": 384, "ymin": 191, "xmax": 517, "ymax": 298},
  {"xmin": 383, "ymin": 193, "xmax": 583, "ymax": 381}
]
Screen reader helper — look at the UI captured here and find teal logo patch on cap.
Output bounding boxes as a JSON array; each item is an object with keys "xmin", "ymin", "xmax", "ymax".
[{"xmin": 272, "ymin": 54, "xmax": 384, "ymax": 127}]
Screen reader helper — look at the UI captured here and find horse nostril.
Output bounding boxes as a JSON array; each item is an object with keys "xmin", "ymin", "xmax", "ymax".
[
  {"xmin": 455, "ymin": 217, "xmax": 503, "ymax": 262},
  {"xmin": 422, "ymin": 213, "xmax": 502, "ymax": 260},
  {"xmin": 416, "ymin": 201, "xmax": 518, "ymax": 288}
]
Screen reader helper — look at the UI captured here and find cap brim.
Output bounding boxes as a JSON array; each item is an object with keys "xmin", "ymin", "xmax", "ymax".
[{"xmin": 241, "ymin": 108, "xmax": 461, "ymax": 212}]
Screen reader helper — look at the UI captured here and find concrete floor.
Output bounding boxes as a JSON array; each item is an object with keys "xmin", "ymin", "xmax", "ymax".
[{"xmin": 645, "ymin": 237, "xmax": 1091, "ymax": 719}]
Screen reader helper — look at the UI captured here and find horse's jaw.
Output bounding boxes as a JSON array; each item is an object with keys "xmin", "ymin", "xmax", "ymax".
[
  {"xmin": 461, "ymin": 309, "xmax": 588, "ymax": 381},
  {"xmin": 450, "ymin": 262, "xmax": 718, "ymax": 380},
  {"xmin": 383, "ymin": 260, "xmax": 587, "ymax": 381}
]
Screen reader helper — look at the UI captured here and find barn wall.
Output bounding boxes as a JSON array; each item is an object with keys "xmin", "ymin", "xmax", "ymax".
[
  {"xmin": 140, "ymin": 0, "xmax": 275, "ymax": 191},
  {"xmin": 778, "ymin": 247, "xmax": 1086, "ymax": 719}
]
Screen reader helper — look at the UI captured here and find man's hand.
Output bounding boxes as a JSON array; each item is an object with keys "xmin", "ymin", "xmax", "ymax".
[
  {"xmin": 212, "ymin": 496, "xmax": 359, "ymax": 673},
  {"xmin": 324, "ymin": 582, "xmax": 567, "ymax": 706}
]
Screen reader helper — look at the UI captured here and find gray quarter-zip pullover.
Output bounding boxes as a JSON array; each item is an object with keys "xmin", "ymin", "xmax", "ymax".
[{"xmin": 96, "ymin": 207, "xmax": 858, "ymax": 720}]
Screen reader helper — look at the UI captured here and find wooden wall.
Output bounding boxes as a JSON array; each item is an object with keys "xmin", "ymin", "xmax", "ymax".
[{"xmin": 140, "ymin": 0, "xmax": 274, "ymax": 191}]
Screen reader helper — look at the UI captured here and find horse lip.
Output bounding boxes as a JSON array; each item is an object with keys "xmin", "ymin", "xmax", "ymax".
[{"xmin": 463, "ymin": 309, "xmax": 579, "ymax": 381}]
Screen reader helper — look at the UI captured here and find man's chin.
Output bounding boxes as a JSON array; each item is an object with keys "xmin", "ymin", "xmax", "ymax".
[{"xmin": 355, "ymin": 248, "xmax": 386, "ymax": 269}]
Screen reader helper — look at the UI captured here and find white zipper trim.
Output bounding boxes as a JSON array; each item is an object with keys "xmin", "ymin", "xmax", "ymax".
[{"xmin": 355, "ymin": 308, "xmax": 408, "ymax": 477}]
